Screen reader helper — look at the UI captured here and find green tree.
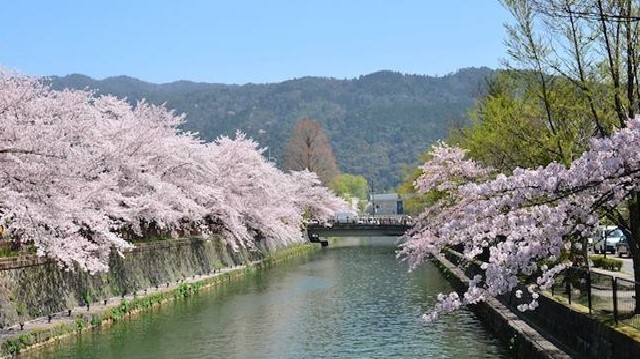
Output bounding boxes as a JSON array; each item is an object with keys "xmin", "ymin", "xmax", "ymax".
[
  {"xmin": 450, "ymin": 0, "xmax": 640, "ymax": 306},
  {"xmin": 450, "ymin": 71, "xmax": 608, "ymax": 172},
  {"xmin": 397, "ymin": 155, "xmax": 432, "ymax": 215},
  {"xmin": 329, "ymin": 173, "xmax": 369, "ymax": 201}
]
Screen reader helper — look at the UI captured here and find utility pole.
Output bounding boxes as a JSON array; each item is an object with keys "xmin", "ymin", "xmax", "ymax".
[
  {"xmin": 370, "ymin": 178, "xmax": 376, "ymax": 216},
  {"xmin": 267, "ymin": 148, "xmax": 277, "ymax": 164},
  {"xmin": 259, "ymin": 129, "xmax": 277, "ymax": 164}
]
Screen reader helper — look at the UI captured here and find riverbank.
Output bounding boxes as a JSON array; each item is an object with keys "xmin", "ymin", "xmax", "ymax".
[
  {"xmin": 27, "ymin": 238, "xmax": 512, "ymax": 358},
  {"xmin": 431, "ymin": 253, "xmax": 573, "ymax": 359},
  {"xmin": 434, "ymin": 251, "xmax": 640, "ymax": 359},
  {"xmin": 0, "ymin": 242, "xmax": 319, "ymax": 357}
]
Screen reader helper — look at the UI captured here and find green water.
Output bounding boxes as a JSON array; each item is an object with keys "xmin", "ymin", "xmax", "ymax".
[{"xmin": 29, "ymin": 238, "xmax": 509, "ymax": 358}]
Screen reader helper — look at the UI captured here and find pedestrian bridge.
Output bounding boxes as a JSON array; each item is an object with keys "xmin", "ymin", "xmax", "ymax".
[{"xmin": 307, "ymin": 217, "xmax": 412, "ymax": 240}]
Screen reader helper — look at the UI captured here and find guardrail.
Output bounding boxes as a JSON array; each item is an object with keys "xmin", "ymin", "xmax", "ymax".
[{"xmin": 550, "ymin": 266, "xmax": 640, "ymax": 330}]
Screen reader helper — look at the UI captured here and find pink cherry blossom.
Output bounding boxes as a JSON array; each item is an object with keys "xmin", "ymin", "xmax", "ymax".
[
  {"xmin": 0, "ymin": 68, "xmax": 347, "ymax": 273},
  {"xmin": 402, "ymin": 123, "xmax": 640, "ymax": 321}
]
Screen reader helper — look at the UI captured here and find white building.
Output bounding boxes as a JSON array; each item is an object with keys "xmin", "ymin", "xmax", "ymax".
[{"xmin": 368, "ymin": 193, "xmax": 403, "ymax": 215}]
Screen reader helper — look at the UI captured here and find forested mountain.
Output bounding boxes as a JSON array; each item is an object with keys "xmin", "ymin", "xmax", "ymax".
[{"xmin": 48, "ymin": 67, "xmax": 495, "ymax": 189}]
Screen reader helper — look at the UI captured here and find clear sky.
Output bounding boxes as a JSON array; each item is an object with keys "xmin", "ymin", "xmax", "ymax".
[{"xmin": 0, "ymin": 1, "xmax": 511, "ymax": 84}]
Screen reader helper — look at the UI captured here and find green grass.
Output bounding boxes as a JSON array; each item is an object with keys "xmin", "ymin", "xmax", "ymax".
[{"xmin": 0, "ymin": 244, "xmax": 36, "ymax": 259}]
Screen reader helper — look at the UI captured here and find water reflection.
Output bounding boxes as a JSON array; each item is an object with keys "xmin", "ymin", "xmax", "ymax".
[{"xmin": 29, "ymin": 238, "xmax": 508, "ymax": 358}]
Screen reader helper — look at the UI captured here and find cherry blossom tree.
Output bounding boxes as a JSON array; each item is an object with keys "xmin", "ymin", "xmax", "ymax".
[
  {"xmin": 206, "ymin": 135, "xmax": 347, "ymax": 250},
  {"xmin": 207, "ymin": 133, "xmax": 302, "ymax": 249},
  {"xmin": 289, "ymin": 169, "xmax": 349, "ymax": 222},
  {"xmin": 402, "ymin": 121, "xmax": 640, "ymax": 321},
  {"xmin": 0, "ymin": 68, "xmax": 347, "ymax": 273},
  {"xmin": 0, "ymin": 73, "xmax": 135, "ymax": 272}
]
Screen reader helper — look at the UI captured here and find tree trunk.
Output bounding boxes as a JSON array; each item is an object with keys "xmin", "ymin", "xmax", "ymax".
[{"xmin": 626, "ymin": 195, "xmax": 640, "ymax": 313}]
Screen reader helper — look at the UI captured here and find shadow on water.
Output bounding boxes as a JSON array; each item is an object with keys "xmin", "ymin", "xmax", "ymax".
[{"xmin": 28, "ymin": 237, "xmax": 509, "ymax": 359}]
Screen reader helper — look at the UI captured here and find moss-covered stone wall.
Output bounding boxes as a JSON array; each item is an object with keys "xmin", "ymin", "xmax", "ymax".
[{"xmin": 0, "ymin": 236, "xmax": 261, "ymax": 328}]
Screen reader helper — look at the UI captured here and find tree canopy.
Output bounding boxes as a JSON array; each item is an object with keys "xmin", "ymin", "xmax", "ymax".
[
  {"xmin": 402, "ymin": 126, "xmax": 640, "ymax": 321},
  {"xmin": 403, "ymin": 0, "xmax": 640, "ymax": 321},
  {"xmin": 0, "ymin": 69, "xmax": 347, "ymax": 273},
  {"xmin": 329, "ymin": 173, "xmax": 369, "ymax": 200}
]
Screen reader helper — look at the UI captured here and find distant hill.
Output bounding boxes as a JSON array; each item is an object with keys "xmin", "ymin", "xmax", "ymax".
[{"xmin": 48, "ymin": 68, "xmax": 495, "ymax": 189}]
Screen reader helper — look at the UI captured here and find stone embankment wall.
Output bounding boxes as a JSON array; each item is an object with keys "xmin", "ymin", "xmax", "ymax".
[
  {"xmin": 434, "ymin": 253, "xmax": 573, "ymax": 359},
  {"xmin": 439, "ymin": 251, "xmax": 640, "ymax": 359},
  {"xmin": 0, "ymin": 236, "xmax": 259, "ymax": 328},
  {"xmin": 514, "ymin": 280, "xmax": 640, "ymax": 359}
]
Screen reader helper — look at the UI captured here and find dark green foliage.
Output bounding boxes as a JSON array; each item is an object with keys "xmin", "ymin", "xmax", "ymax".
[
  {"xmin": 48, "ymin": 68, "xmax": 495, "ymax": 189},
  {"xmin": 173, "ymin": 282, "xmax": 201, "ymax": 298},
  {"xmin": 0, "ymin": 243, "xmax": 36, "ymax": 258},
  {"xmin": 591, "ymin": 257, "xmax": 623, "ymax": 271}
]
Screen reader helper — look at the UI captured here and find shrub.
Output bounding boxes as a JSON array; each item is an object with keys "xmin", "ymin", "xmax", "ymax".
[{"xmin": 591, "ymin": 256, "xmax": 623, "ymax": 271}]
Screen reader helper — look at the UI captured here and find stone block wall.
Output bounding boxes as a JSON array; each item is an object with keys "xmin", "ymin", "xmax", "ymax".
[
  {"xmin": 441, "ymin": 250, "xmax": 640, "ymax": 359},
  {"xmin": 514, "ymin": 292, "xmax": 640, "ymax": 359},
  {"xmin": 0, "ymin": 236, "xmax": 261, "ymax": 328}
]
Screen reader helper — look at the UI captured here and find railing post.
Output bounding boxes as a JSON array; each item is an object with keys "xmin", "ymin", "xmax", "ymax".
[
  {"xmin": 566, "ymin": 277, "xmax": 572, "ymax": 304},
  {"xmin": 586, "ymin": 270, "xmax": 592, "ymax": 314},
  {"xmin": 612, "ymin": 276, "xmax": 619, "ymax": 324}
]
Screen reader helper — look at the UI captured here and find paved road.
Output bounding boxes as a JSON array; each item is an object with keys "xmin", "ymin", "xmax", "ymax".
[{"xmin": 620, "ymin": 257, "xmax": 634, "ymax": 276}]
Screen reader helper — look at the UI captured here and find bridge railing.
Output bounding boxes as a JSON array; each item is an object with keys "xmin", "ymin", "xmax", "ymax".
[
  {"xmin": 321, "ymin": 215, "xmax": 413, "ymax": 226},
  {"xmin": 307, "ymin": 216, "xmax": 413, "ymax": 239}
]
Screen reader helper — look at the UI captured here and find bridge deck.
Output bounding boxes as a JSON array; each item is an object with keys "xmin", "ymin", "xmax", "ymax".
[{"xmin": 307, "ymin": 222, "xmax": 411, "ymax": 238}]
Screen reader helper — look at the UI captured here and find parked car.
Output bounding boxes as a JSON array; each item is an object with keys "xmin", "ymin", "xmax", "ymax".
[
  {"xmin": 593, "ymin": 228, "xmax": 625, "ymax": 254},
  {"xmin": 616, "ymin": 237, "xmax": 630, "ymax": 258},
  {"xmin": 589, "ymin": 225, "xmax": 615, "ymax": 247}
]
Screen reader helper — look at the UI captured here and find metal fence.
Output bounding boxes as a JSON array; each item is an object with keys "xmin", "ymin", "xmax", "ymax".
[{"xmin": 550, "ymin": 266, "xmax": 640, "ymax": 329}]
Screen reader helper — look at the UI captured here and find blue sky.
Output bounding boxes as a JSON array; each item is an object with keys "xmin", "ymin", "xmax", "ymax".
[{"xmin": 0, "ymin": 1, "xmax": 511, "ymax": 84}]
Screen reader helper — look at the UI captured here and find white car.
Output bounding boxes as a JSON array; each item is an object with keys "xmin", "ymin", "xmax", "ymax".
[{"xmin": 593, "ymin": 228, "xmax": 625, "ymax": 254}]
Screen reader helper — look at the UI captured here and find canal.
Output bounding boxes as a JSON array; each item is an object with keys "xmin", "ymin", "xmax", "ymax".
[{"xmin": 29, "ymin": 238, "xmax": 509, "ymax": 358}]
